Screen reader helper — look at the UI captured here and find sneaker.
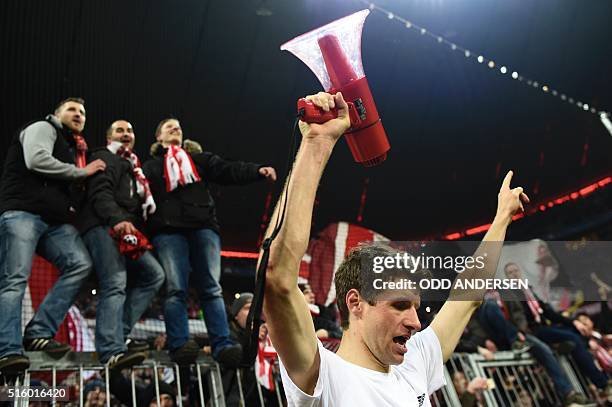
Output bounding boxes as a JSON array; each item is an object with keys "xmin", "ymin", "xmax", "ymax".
[
  {"xmin": 24, "ymin": 338, "xmax": 71, "ymax": 356},
  {"xmin": 563, "ymin": 391, "xmax": 596, "ymax": 407},
  {"xmin": 511, "ymin": 340, "xmax": 531, "ymax": 354},
  {"xmin": 125, "ymin": 338, "xmax": 149, "ymax": 353},
  {"xmin": 170, "ymin": 340, "xmax": 201, "ymax": 366},
  {"xmin": 215, "ymin": 343, "xmax": 243, "ymax": 368},
  {"xmin": 0, "ymin": 354, "xmax": 30, "ymax": 373},
  {"xmin": 105, "ymin": 351, "xmax": 146, "ymax": 370}
]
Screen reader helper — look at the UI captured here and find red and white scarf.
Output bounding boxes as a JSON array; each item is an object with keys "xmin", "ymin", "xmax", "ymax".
[
  {"xmin": 256, "ymin": 336, "xmax": 277, "ymax": 391},
  {"xmin": 523, "ymin": 288, "xmax": 543, "ymax": 323},
  {"xmin": 591, "ymin": 335, "xmax": 612, "ymax": 373},
  {"xmin": 163, "ymin": 145, "xmax": 201, "ymax": 192},
  {"xmin": 74, "ymin": 134, "xmax": 88, "ymax": 168},
  {"xmin": 108, "ymin": 141, "xmax": 156, "ymax": 219}
]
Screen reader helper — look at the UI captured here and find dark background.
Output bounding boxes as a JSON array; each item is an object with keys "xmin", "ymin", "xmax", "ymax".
[{"xmin": 1, "ymin": 0, "xmax": 611, "ymax": 250}]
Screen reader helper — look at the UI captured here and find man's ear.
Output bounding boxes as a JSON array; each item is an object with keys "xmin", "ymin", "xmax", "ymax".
[{"xmin": 346, "ymin": 288, "xmax": 363, "ymax": 320}]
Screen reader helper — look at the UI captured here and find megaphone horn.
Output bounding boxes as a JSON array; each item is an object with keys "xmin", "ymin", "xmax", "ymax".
[{"xmin": 281, "ymin": 9, "xmax": 390, "ymax": 167}]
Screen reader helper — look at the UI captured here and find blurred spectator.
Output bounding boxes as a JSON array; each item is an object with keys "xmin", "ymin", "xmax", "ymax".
[
  {"xmin": 504, "ymin": 263, "xmax": 611, "ymax": 399},
  {"xmin": 576, "ymin": 313, "xmax": 612, "ymax": 374},
  {"xmin": 83, "ymin": 379, "xmax": 107, "ymax": 407},
  {"xmin": 110, "ymin": 366, "xmax": 177, "ymax": 407},
  {"xmin": 139, "ymin": 382, "xmax": 177, "ymax": 407},
  {"xmin": 154, "ymin": 333, "xmax": 167, "ymax": 351},
  {"xmin": 479, "ymin": 298, "xmax": 596, "ymax": 406},
  {"xmin": 516, "ymin": 389, "xmax": 534, "ymax": 407},
  {"xmin": 298, "ymin": 283, "xmax": 342, "ymax": 339},
  {"xmin": 224, "ymin": 292, "xmax": 278, "ymax": 407},
  {"xmin": 452, "ymin": 371, "xmax": 487, "ymax": 407}
]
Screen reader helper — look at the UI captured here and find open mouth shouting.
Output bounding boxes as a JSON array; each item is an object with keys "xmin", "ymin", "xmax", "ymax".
[
  {"xmin": 392, "ymin": 334, "xmax": 411, "ymax": 354},
  {"xmin": 120, "ymin": 135, "xmax": 133, "ymax": 146}
]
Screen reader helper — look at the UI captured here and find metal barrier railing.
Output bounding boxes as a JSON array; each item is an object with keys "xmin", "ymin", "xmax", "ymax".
[
  {"xmin": 429, "ymin": 367, "xmax": 462, "ymax": 407},
  {"xmin": 447, "ymin": 352, "xmax": 567, "ymax": 407},
  {"xmin": 1, "ymin": 351, "xmax": 225, "ymax": 407},
  {"xmin": 3, "ymin": 350, "xmax": 600, "ymax": 406},
  {"xmin": 558, "ymin": 354, "xmax": 603, "ymax": 402},
  {"xmin": 230, "ymin": 350, "xmax": 588, "ymax": 407}
]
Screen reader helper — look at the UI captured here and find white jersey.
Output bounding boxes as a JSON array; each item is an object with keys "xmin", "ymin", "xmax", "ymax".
[{"xmin": 280, "ymin": 327, "xmax": 446, "ymax": 406}]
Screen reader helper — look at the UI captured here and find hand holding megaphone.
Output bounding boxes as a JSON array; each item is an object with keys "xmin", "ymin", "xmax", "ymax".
[
  {"xmin": 298, "ymin": 92, "xmax": 351, "ymax": 143},
  {"xmin": 298, "ymin": 95, "xmax": 363, "ymax": 128}
]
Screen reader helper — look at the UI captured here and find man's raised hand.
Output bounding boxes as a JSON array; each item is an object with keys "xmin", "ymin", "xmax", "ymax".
[
  {"xmin": 299, "ymin": 92, "xmax": 351, "ymax": 146},
  {"xmin": 496, "ymin": 170, "xmax": 530, "ymax": 222}
]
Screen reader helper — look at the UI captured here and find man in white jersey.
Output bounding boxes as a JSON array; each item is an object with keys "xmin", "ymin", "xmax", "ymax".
[{"xmin": 261, "ymin": 92, "xmax": 529, "ymax": 406}]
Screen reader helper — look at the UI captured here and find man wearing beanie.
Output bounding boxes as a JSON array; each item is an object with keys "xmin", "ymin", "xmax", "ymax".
[
  {"xmin": 230, "ymin": 293, "xmax": 254, "ymax": 323},
  {"xmin": 225, "ymin": 292, "xmax": 279, "ymax": 406},
  {"xmin": 83, "ymin": 379, "xmax": 107, "ymax": 407},
  {"xmin": 139, "ymin": 382, "xmax": 176, "ymax": 407}
]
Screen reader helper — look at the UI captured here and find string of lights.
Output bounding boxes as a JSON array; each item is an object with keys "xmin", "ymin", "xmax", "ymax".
[{"xmin": 356, "ymin": 0, "xmax": 612, "ymax": 136}]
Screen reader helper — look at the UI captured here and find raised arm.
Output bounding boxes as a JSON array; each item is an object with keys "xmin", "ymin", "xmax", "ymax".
[
  {"xmin": 431, "ymin": 170, "xmax": 530, "ymax": 361},
  {"xmin": 196, "ymin": 152, "xmax": 275, "ymax": 185},
  {"xmin": 262, "ymin": 92, "xmax": 350, "ymax": 395}
]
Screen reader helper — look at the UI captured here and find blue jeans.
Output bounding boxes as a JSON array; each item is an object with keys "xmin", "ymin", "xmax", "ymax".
[
  {"xmin": 526, "ymin": 334, "xmax": 573, "ymax": 396},
  {"xmin": 534, "ymin": 325, "xmax": 609, "ymax": 389},
  {"xmin": 0, "ymin": 210, "xmax": 92, "ymax": 358},
  {"xmin": 83, "ymin": 226, "xmax": 165, "ymax": 363},
  {"xmin": 478, "ymin": 300, "xmax": 573, "ymax": 396},
  {"xmin": 478, "ymin": 300, "xmax": 517, "ymax": 348},
  {"xmin": 153, "ymin": 229, "xmax": 233, "ymax": 359}
]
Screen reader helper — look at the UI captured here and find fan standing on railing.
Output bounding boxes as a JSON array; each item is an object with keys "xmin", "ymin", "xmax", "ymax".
[{"xmin": 143, "ymin": 118, "xmax": 276, "ymax": 368}]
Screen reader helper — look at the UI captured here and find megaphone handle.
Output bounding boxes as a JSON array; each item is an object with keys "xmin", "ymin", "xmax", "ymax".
[
  {"xmin": 297, "ymin": 98, "xmax": 338, "ymax": 123},
  {"xmin": 297, "ymin": 98, "xmax": 361, "ymax": 126}
]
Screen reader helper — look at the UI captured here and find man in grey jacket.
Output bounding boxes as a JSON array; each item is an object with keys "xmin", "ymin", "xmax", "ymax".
[{"xmin": 0, "ymin": 97, "xmax": 105, "ymax": 374}]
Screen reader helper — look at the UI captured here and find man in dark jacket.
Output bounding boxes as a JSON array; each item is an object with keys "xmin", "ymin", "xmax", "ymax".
[
  {"xmin": 225, "ymin": 292, "xmax": 279, "ymax": 406},
  {"xmin": 79, "ymin": 120, "xmax": 165, "ymax": 370},
  {"xmin": 0, "ymin": 97, "xmax": 106, "ymax": 373},
  {"xmin": 504, "ymin": 262, "xmax": 610, "ymax": 400},
  {"xmin": 143, "ymin": 118, "xmax": 276, "ymax": 366}
]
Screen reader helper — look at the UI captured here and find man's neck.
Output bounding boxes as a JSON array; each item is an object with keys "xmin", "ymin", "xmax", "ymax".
[
  {"xmin": 161, "ymin": 141, "xmax": 180, "ymax": 148},
  {"xmin": 335, "ymin": 328, "xmax": 390, "ymax": 373}
]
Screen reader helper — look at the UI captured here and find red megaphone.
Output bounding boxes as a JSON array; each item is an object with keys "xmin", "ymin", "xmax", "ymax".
[{"xmin": 281, "ymin": 10, "xmax": 389, "ymax": 167}]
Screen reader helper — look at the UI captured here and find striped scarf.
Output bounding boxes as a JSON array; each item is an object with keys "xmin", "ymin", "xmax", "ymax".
[
  {"xmin": 108, "ymin": 141, "xmax": 156, "ymax": 219},
  {"xmin": 73, "ymin": 134, "xmax": 88, "ymax": 168},
  {"xmin": 163, "ymin": 145, "xmax": 201, "ymax": 192}
]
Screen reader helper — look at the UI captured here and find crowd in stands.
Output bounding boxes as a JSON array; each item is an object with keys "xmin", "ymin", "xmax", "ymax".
[{"xmin": 450, "ymin": 262, "xmax": 611, "ymax": 406}]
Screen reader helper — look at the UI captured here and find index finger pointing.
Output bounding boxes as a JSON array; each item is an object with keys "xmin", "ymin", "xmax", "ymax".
[{"xmin": 501, "ymin": 170, "xmax": 514, "ymax": 190}]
